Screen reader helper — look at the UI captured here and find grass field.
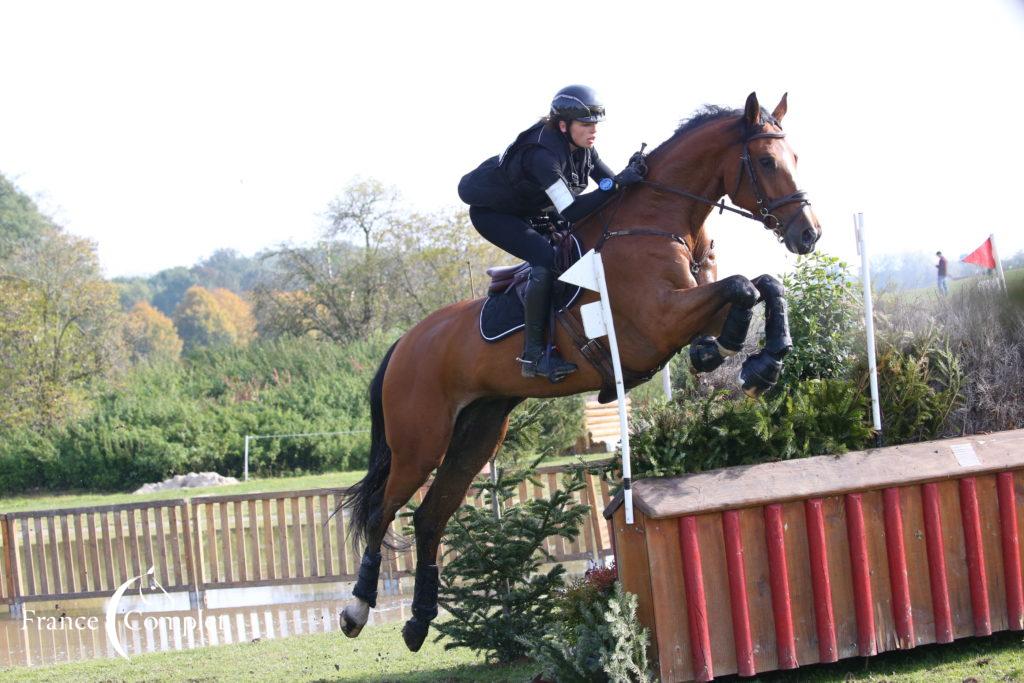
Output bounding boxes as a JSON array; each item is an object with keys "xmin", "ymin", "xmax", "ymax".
[
  {"xmin": 0, "ymin": 452, "xmax": 609, "ymax": 515},
  {"xmin": 3, "ymin": 617, "xmax": 1024, "ymax": 682}
]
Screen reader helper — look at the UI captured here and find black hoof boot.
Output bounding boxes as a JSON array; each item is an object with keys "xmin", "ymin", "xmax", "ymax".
[
  {"xmin": 740, "ymin": 350, "xmax": 783, "ymax": 396},
  {"xmin": 402, "ymin": 617, "xmax": 431, "ymax": 652},
  {"xmin": 690, "ymin": 335, "xmax": 726, "ymax": 373}
]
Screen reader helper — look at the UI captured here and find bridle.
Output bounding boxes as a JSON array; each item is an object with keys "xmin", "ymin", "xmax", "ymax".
[
  {"xmin": 585, "ymin": 124, "xmax": 813, "ymax": 274},
  {"xmin": 635, "ymin": 128, "xmax": 811, "ymax": 242},
  {"xmin": 736, "ymin": 130, "xmax": 812, "ymax": 237}
]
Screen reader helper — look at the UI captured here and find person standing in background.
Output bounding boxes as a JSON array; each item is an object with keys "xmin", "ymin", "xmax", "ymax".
[{"xmin": 936, "ymin": 251, "xmax": 949, "ymax": 295}]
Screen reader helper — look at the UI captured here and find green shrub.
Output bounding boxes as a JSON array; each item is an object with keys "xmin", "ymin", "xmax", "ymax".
[
  {"xmin": 789, "ymin": 379, "xmax": 873, "ymax": 455},
  {"xmin": 518, "ymin": 568, "xmax": 651, "ymax": 682},
  {"xmin": 779, "ymin": 252, "xmax": 860, "ymax": 391},
  {"xmin": 0, "ymin": 336, "xmax": 391, "ymax": 494},
  {"xmin": 434, "ymin": 464, "xmax": 589, "ymax": 664},
  {"xmin": 873, "ymin": 331, "xmax": 963, "ymax": 445},
  {"xmin": 627, "ymin": 378, "xmax": 873, "ymax": 480}
]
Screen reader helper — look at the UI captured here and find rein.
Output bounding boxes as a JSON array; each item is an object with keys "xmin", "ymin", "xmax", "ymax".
[{"xmin": 587, "ymin": 128, "xmax": 812, "ymax": 261}]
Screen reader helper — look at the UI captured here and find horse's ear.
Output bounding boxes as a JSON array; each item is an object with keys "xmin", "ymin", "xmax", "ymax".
[
  {"xmin": 744, "ymin": 92, "xmax": 761, "ymax": 128},
  {"xmin": 772, "ymin": 93, "xmax": 788, "ymax": 124}
]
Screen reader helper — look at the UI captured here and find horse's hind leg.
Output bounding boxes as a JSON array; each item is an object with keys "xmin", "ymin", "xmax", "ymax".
[
  {"xmin": 340, "ymin": 396, "xmax": 457, "ymax": 639},
  {"xmin": 401, "ymin": 397, "xmax": 521, "ymax": 652}
]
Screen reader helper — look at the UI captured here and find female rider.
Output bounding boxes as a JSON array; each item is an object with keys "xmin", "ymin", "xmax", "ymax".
[{"xmin": 458, "ymin": 85, "xmax": 645, "ymax": 382}]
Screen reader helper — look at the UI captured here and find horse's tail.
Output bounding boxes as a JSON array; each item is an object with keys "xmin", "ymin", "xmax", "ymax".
[{"xmin": 342, "ymin": 339, "xmax": 399, "ymax": 552}]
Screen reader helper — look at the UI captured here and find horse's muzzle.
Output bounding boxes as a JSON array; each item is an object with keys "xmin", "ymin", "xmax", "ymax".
[{"xmin": 784, "ymin": 209, "xmax": 821, "ymax": 255}]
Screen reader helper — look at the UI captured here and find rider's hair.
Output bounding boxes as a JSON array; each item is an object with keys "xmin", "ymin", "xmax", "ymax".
[{"xmin": 541, "ymin": 115, "xmax": 565, "ymax": 131}]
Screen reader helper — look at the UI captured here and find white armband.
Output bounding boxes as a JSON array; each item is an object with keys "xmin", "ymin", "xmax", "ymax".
[{"xmin": 544, "ymin": 179, "xmax": 574, "ymax": 213}]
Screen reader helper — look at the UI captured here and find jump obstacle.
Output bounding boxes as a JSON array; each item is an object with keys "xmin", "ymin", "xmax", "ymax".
[{"xmin": 605, "ymin": 428, "xmax": 1024, "ymax": 682}]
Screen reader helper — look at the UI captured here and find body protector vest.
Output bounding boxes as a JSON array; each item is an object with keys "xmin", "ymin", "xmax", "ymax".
[{"xmin": 458, "ymin": 121, "xmax": 599, "ymax": 217}]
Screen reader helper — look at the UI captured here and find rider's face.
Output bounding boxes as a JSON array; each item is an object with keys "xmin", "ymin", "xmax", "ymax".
[{"xmin": 559, "ymin": 120, "xmax": 597, "ymax": 149}]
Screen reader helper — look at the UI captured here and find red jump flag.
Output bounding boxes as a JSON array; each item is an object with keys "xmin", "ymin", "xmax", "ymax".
[{"xmin": 962, "ymin": 237, "xmax": 996, "ymax": 269}]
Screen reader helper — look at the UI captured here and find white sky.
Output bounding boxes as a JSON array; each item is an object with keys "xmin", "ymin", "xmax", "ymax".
[{"xmin": 2, "ymin": 0, "xmax": 1023, "ymax": 280}]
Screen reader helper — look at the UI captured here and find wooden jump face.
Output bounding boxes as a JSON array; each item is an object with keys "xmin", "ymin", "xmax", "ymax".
[{"xmin": 606, "ymin": 429, "xmax": 1024, "ymax": 682}]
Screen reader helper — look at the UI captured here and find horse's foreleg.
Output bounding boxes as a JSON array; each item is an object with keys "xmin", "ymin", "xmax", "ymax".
[
  {"xmin": 684, "ymin": 274, "xmax": 793, "ymax": 396},
  {"xmin": 401, "ymin": 398, "xmax": 520, "ymax": 652},
  {"xmin": 687, "ymin": 275, "xmax": 759, "ymax": 372},
  {"xmin": 738, "ymin": 275, "xmax": 792, "ymax": 395}
]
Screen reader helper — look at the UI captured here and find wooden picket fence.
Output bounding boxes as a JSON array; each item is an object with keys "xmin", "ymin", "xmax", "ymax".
[{"xmin": 1, "ymin": 463, "xmax": 613, "ymax": 612}]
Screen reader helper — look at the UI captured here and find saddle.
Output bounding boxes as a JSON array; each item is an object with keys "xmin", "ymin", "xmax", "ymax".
[
  {"xmin": 478, "ymin": 217, "xmax": 668, "ymax": 403},
  {"xmin": 478, "ymin": 224, "xmax": 583, "ymax": 343}
]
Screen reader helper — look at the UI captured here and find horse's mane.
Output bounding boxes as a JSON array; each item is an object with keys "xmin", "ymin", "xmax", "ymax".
[{"xmin": 647, "ymin": 104, "xmax": 778, "ymax": 159}]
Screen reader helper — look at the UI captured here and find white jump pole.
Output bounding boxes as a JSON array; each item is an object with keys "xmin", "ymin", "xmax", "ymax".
[
  {"xmin": 559, "ymin": 249, "xmax": 635, "ymax": 523},
  {"xmin": 661, "ymin": 364, "xmax": 672, "ymax": 400},
  {"xmin": 990, "ymin": 233, "xmax": 1008, "ymax": 293},
  {"xmin": 854, "ymin": 213, "xmax": 883, "ymax": 445},
  {"xmin": 592, "ymin": 252, "xmax": 634, "ymax": 524}
]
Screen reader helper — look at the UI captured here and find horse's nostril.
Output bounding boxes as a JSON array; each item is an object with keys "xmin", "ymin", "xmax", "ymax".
[{"xmin": 802, "ymin": 228, "xmax": 816, "ymax": 245}]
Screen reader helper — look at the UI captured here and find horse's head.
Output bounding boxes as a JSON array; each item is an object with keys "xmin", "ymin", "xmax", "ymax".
[{"xmin": 724, "ymin": 92, "xmax": 821, "ymax": 254}]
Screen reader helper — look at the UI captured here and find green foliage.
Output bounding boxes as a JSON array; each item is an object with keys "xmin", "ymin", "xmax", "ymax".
[
  {"xmin": 518, "ymin": 570, "xmax": 651, "ymax": 683},
  {"xmin": 0, "ymin": 336, "xmax": 390, "ymax": 493},
  {"xmin": 149, "ymin": 267, "xmax": 199, "ymax": 316},
  {"xmin": 873, "ymin": 331, "xmax": 963, "ymax": 445},
  {"xmin": 628, "ymin": 378, "xmax": 872, "ymax": 480},
  {"xmin": 0, "ymin": 173, "xmax": 50, "ymax": 260},
  {"xmin": 789, "ymin": 378, "xmax": 874, "ymax": 455},
  {"xmin": 434, "ymin": 464, "xmax": 589, "ymax": 664},
  {"xmin": 779, "ymin": 252, "xmax": 859, "ymax": 391}
]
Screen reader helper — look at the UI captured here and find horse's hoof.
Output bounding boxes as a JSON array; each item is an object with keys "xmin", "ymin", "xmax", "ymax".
[
  {"xmin": 740, "ymin": 351, "xmax": 782, "ymax": 397},
  {"xmin": 402, "ymin": 617, "xmax": 430, "ymax": 652},
  {"xmin": 340, "ymin": 607, "xmax": 364, "ymax": 638}
]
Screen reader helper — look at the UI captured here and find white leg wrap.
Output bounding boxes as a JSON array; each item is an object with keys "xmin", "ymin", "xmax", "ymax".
[{"xmin": 716, "ymin": 340, "xmax": 739, "ymax": 357}]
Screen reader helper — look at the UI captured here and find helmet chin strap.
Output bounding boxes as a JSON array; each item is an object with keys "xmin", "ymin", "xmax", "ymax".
[{"xmin": 559, "ymin": 120, "xmax": 580, "ymax": 151}]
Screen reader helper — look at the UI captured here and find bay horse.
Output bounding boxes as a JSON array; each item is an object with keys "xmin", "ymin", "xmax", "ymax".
[{"xmin": 340, "ymin": 92, "xmax": 821, "ymax": 651}]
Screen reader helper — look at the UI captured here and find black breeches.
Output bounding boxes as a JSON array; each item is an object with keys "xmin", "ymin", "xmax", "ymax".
[{"xmin": 469, "ymin": 206, "xmax": 555, "ymax": 269}]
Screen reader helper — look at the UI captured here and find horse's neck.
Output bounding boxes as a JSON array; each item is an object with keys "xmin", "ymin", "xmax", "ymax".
[{"xmin": 578, "ymin": 118, "xmax": 736, "ymax": 250}]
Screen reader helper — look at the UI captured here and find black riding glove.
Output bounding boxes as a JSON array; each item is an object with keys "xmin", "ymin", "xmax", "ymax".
[{"xmin": 613, "ymin": 151, "xmax": 648, "ymax": 187}]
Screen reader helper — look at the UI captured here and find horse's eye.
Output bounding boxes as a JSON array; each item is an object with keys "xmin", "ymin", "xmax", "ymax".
[{"xmin": 759, "ymin": 157, "xmax": 776, "ymax": 170}]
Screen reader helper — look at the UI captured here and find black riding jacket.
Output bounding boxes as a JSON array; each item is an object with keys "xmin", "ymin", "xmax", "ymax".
[{"xmin": 458, "ymin": 121, "xmax": 615, "ymax": 221}]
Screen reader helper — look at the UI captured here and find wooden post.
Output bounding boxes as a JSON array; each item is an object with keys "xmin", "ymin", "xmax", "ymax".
[
  {"xmin": 2, "ymin": 515, "xmax": 22, "ymax": 618},
  {"xmin": 181, "ymin": 500, "xmax": 204, "ymax": 609}
]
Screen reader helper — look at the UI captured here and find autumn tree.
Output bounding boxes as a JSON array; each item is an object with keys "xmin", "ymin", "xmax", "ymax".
[
  {"xmin": 123, "ymin": 301, "xmax": 183, "ymax": 362},
  {"xmin": 0, "ymin": 228, "xmax": 124, "ymax": 429},
  {"xmin": 384, "ymin": 208, "xmax": 506, "ymax": 326},
  {"xmin": 172, "ymin": 285, "xmax": 237, "ymax": 351},
  {"xmin": 210, "ymin": 287, "xmax": 256, "ymax": 345},
  {"xmin": 253, "ymin": 179, "xmax": 400, "ymax": 342}
]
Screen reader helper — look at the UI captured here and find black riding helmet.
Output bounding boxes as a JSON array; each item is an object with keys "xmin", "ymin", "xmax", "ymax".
[{"xmin": 550, "ymin": 84, "xmax": 605, "ymax": 123}]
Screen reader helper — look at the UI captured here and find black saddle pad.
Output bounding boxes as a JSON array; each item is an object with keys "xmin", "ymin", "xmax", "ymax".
[{"xmin": 479, "ymin": 235, "xmax": 583, "ymax": 342}]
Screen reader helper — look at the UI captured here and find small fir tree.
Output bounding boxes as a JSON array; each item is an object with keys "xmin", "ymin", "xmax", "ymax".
[
  {"xmin": 433, "ymin": 462, "xmax": 589, "ymax": 663},
  {"xmin": 518, "ymin": 567, "xmax": 652, "ymax": 682}
]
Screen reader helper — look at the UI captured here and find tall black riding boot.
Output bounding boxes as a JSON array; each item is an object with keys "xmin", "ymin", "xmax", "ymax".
[{"xmin": 518, "ymin": 266, "xmax": 577, "ymax": 382}]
